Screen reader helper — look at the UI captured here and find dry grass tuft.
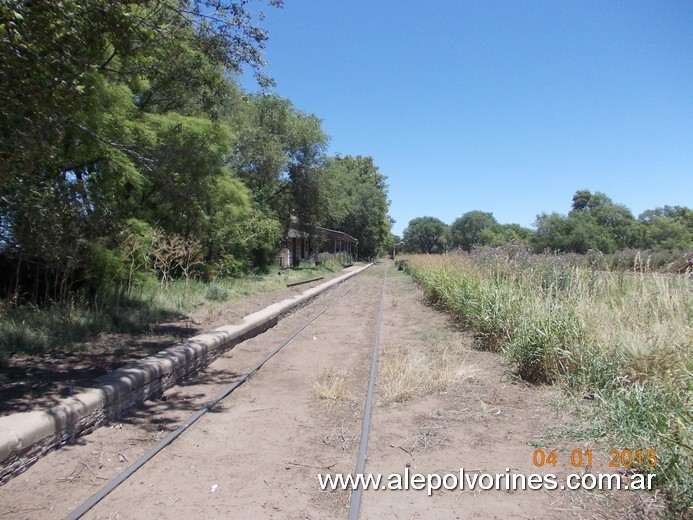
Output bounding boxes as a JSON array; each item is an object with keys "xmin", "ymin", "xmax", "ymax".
[
  {"xmin": 312, "ymin": 368, "xmax": 353, "ymax": 408},
  {"xmin": 378, "ymin": 343, "xmax": 476, "ymax": 404}
]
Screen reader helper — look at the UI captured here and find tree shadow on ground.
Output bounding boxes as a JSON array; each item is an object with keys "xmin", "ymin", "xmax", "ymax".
[
  {"xmin": 106, "ymin": 367, "xmax": 249, "ymax": 433},
  {"xmin": 0, "ymin": 322, "xmax": 206, "ymax": 414}
]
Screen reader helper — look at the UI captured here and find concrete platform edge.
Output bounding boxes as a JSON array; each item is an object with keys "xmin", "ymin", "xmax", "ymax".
[{"xmin": 0, "ymin": 263, "xmax": 372, "ymax": 482}]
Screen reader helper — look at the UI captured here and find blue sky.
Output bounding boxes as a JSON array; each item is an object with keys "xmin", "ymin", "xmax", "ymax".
[{"xmin": 242, "ymin": 0, "xmax": 692, "ymax": 236}]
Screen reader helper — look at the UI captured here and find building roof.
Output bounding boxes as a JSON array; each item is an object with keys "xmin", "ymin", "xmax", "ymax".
[
  {"xmin": 287, "ymin": 223, "xmax": 358, "ymax": 244},
  {"xmin": 315, "ymin": 227, "xmax": 358, "ymax": 244}
]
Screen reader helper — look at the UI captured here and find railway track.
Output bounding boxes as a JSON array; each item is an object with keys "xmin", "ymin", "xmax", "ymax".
[
  {"xmin": 60, "ymin": 262, "xmax": 389, "ymax": 519},
  {"xmin": 1, "ymin": 260, "xmax": 629, "ymax": 518}
]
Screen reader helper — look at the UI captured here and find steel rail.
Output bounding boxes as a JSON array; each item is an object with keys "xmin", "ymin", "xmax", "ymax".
[
  {"xmin": 348, "ymin": 266, "xmax": 387, "ymax": 520},
  {"xmin": 65, "ymin": 279, "xmax": 363, "ymax": 520},
  {"xmin": 286, "ymin": 275, "xmax": 324, "ymax": 287}
]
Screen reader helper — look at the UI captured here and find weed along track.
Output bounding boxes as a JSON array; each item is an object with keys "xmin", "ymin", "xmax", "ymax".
[{"xmin": 0, "ymin": 262, "xmax": 391, "ymax": 519}]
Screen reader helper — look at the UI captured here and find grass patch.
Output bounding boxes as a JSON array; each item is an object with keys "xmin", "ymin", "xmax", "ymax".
[
  {"xmin": 0, "ymin": 264, "xmax": 349, "ymax": 366},
  {"xmin": 312, "ymin": 368, "xmax": 353, "ymax": 409},
  {"xmin": 378, "ymin": 342, "xmax": 476, "ymax": 404},
  {"xmin": 404, "ymin": 248, "xmax": 692, "ymax": 513},
  {"xmin": 0, "ymin": 294, "xmax": 178, "ymax": 366}
]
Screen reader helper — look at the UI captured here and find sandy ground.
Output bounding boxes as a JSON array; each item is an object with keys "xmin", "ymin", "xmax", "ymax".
[{"xmin": 0, "ymin": 261, "xmax": 653, "ymax": 519}]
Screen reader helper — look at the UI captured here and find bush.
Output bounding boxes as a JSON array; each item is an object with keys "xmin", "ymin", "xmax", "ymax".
[
  {"xmin": 216, "ymin": 254, "xmax": 250, "ymax": 278},
  {"xmin": 205, "ymin": 283, "xmax": 231, "ymax": 302}
]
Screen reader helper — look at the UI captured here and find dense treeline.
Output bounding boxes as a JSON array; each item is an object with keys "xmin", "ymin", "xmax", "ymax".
[
  {"xmin": 0, "ymin": 0, "xmax": 392, "ymax": 304},
  {"xmin": 403, "ymin": 190, "xmax": 692, "ymax": 259}
]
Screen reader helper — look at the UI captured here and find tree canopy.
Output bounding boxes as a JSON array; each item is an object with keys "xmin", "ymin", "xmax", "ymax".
[
  {"xmin": 403, "ymin": 190, "xmax": 690, "ymax": 257},
  {"xmin": 450, "ymin": 211, "xmax": 499, "ymax": 251},
  {"xmin": 0, "ymin": 0, "xmax": 392, "ymax": 302},
  {"xmin": 318, "ymin": 156, "xmax": 392, "ymax": 259},
  {"xmin": 534, "ymin": 190, "xmax": 691, "ymax": 253},
  {"xmin": 403, "ymin": 217, "xmax": 450, "ymax": 254}
]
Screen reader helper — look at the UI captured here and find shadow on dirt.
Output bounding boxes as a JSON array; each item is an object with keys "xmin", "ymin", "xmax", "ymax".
[
  {"xmin": 113, "ymin": 367, "xmax": 248, "ymax": 433},
  {"xmin": 0, "ymin": 323, "xmax": 207, "ymax": 414}
]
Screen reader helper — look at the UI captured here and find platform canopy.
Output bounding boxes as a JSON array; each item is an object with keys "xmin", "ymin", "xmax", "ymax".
[{"xmin": 314, "ymin": 226, "xmax": 358, "ymax": 244}]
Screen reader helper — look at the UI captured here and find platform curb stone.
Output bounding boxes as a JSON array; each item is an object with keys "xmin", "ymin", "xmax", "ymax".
[{"xmin": 0, "ymin": 263, "xmax": 372, "ymax": 483}]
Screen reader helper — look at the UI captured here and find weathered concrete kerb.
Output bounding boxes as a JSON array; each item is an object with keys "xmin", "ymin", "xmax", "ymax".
[{"xmin": 0, "ymin": 264, "xmax": 372, "ymax": 483}]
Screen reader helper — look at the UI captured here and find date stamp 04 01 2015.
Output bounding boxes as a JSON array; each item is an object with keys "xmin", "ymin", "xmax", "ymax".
[{"xmin": 533, "ymin": 449, "xmax": 658, "ymax": 469}]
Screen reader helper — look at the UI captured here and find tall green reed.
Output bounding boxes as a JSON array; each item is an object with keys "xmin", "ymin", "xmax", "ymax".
[{"xmin": 406, "ymin": 247, "xmax": 691, "ymax": 512}]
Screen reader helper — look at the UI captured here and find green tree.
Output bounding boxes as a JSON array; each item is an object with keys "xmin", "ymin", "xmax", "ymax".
[
  {"xmin": 450, "ymin": 211, "xmax": 499, "ymax": 251},
  {"xmin": 403, "ymin": 217, "xmax": 450, "ymax": 254},
  {"xmin": 534, "ymin": 211, "xmax": 618, "ymax": 253},
  {"xmin": 498, "ymin": 223, "xmax": 535, "ymax": 244},
  {"xmin": 1, "ymin": 0, "xmax": 280, "ymax": 184},
  {"xmin": 228, "ymin": 94, "xmax": 328, "ymax": 230},
  {"xmin": 532, "ymin": 212, "xmax": 571, "ymax": 252},
  {"xmin": 637, "ymin": 206, "xmax": 693, "ymax": 250},
  {"xmin": 640, "ymin": 216, "xmax": 692, "ymax": 251},
  {"xmin": 0, "ymin": 0, "xmax": 282, "ymax": 299},
  {"xmin": 638, "ymin": 205, "xmax": 692, "ymax": 226},
  {"xmin": 534, "ymin": 190, "xmax": 638, "ymax": 253},
  {"xmin": 571, "ymin": 189, "xmax": 593, "ymax": 212},
  {"xmin": 570, "ymin": 189, "xmax": 614, "ymax": 213},
  {"xmin": 318, "ymin": 156, "xmax": 392, "ymax": 259}
]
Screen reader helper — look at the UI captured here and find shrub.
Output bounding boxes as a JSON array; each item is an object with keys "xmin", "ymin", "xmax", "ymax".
[{"xmin": 205, "ymin": 283, "xmax": 231, "ymax": 302}]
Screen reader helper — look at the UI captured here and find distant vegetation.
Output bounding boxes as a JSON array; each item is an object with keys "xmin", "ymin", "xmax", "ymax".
[
  {"xmin": 402, "ymin": 190, "xmax": 692, "ymax": 270},
  {"xmin": 0, "ymin": 0, "xmax": 393, "ymax": 309},
  {"xmin": 406, "ymin": 246, "xmax": 691, "ymax": 513}
]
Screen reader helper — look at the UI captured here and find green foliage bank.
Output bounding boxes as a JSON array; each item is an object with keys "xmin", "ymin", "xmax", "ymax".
[
  {"xmin": 0, "ymin": 0, "xmax": 392, "ymax": 306},
  {"xmin": 402, "ymin": 190, "xmax": 692, "ymax": 258}
]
